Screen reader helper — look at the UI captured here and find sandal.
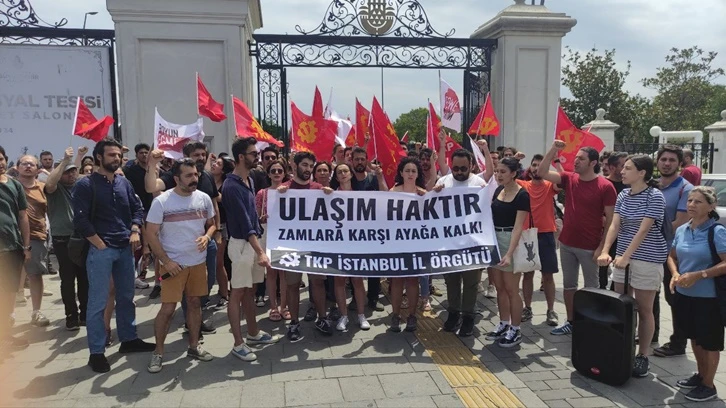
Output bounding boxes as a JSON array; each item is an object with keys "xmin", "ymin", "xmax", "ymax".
[
  {"xmin": 281, "ymin": 308, "xmax": 292, "ymax": 321},
  {"xmin": 269, "ymin": 309, "xmax": 282, "ymax": 322}
]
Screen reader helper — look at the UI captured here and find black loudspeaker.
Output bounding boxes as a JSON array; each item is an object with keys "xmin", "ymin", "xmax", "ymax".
[{"xmin": 572, "ymin": 288, "xmax": 636, "ymax": 386}]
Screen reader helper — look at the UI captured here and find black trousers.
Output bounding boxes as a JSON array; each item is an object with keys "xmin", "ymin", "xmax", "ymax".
[
  {"xmin": 53, "ymin": 236, "xmax": 88, "ymax": 320},
  {"xmin": 367, "ymin": 277, "xmax": 381, "ymax": 303},
  {"xmin": 653, "ymin": 261, "xmax": 687, "ymax": 350}
]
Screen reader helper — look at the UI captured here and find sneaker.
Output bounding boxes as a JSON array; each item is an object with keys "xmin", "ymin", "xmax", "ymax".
[
  {"xmin": 1, "ymin": 335, "xmax": 29, "ymax": 350},
  {"xmin": 653, "ymin": 342, "xmax": 686, "ymax": 357},
  {"xmin": 405, "ymin": 315, "xmax": 417, "ymax": 332},
  {"xmin": 685, "ymin": 385, "xmax": 718, "ymax": 402},
  {"xmin": 255, "ymin": 296, "xmax": 265, "ymax": 307},
  {"xmin": 498, "ymin": 327, "xmax": 522, "ymax": 348},
  {"xmin": 200, "ymin": 322, "xmax": 216, "ymax": 334},
  {"xmin": 31, "ymin": 311, "xmax": 50, "ymax": 327},
  {"xmin": 443, "ymin": 311, "xmax": 462, "ymax": 332},
  {"xmin": 149, "ymin": 285, "xmax": 161, "ymax": 299},
  {"xmin": 550, "ymin": 321, "xmax": 573, "ymax": 336},
  {"xmin": 231, "ymin": 343, "xmax": 257, "ymax": 362},
  {"xmin": 304, "ymin": 307, "xmax": 317, "ymax": 322},
  {"xmin": 521, "ymin": 307, "xmax": 533, "ymax": 322},
  {"xmin": 484, "ymin": 285, "xmax": 497, "ymax": 299},
  {"xmin": 485, "ymin": 322, "xmax": 509, "ymax": 341},
  {"xmin": 187, "ymin": 345, "xmax": 213, "ymax": 362},
  {"xmin": 215, "ymin": 297, "xmax": 229, "ymax": 311},
  {"xmin": 677, "ymin": 373, "xmax": 703, "ymax": 389},
  {"xmin": 247, "ymin": 330, "xmax": 282, "ymax": 345},
  {"xmin": 368, "ymin": 299, "xmax": 385, "ymax": 312},
  {"xmin": 65, "ymin": 317, "xmax": 80, "ymax": 331},
  {"xmin": 420, "ymin": 298, "xmax": 432, "ymax": 311},
  {"xmin": 459, "ymin": 315, "xmax": 475, "ymax": 337},
  {"xmin": 135, "ymin": 278, "xmax": 150, "ymax": 289},
  {"xmin": 329, "ymin": 307, "xmax": 342, "ymax": 322},
  {"xmin": 358, "ymin": 314, "xmax": 370, "ymax": 330},
  {"xmin": 119, "ymin": 338, "xmax": 156, "ymax": 353},
  {"xmin": 43, "ymin": 289, "xmax": 53, "ymax": 296},
  {"xmin": 430, "ymin": 285, "xmax": 443, "ymax": 297},
  {"xmin": 88, "ymin": 353, "xmax": 110, "ymax": 373},
  {"xmin": 546, "ymin": 310, "xmax": 559, "ymax": 327},
  {"xmin": 147, "ymin": 353, "xmax": 163, "ymax": 373},
  {"xmin": 389, "ymin": 315, "xmax": 402, "ymax": 333},
  {"xmin": 287, "ymin": 323, "xmax": 304, "ymax": 342},
  {"xmin": 336, "ymin": 316, "xmax": 349, "ymax": 331},
  {"xmin": 632, "ymin": 354, "xmax": 650, "ymax": 378},
  {"xmin": 315, "ymin": 318, "xmax": 334, "ymax": 336},
  {"xmin": 15, "ymin": 292, "xmax": 26, "ymax": 304}
]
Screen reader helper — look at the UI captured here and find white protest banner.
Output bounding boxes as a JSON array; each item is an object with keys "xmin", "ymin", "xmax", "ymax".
[
  {"xmin": 266, "ymin": 186, "xmax": 500, "ymax": 277},
  {"xmin": 153, "ymin": 108, "xmax": 205, "ymax": 159}
]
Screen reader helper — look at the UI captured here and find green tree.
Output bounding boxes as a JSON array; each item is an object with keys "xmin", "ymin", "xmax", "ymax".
[
  {"xmin": 642, "ymin": 46, "xmax": 725, "ymax": 134},
  {"xmin": 393, "ymin": 107, "xmax": 428, "ymax": 142},
  {"xmin": 560, "ymin": 47, "xmax": 652, "ymax": 143}
]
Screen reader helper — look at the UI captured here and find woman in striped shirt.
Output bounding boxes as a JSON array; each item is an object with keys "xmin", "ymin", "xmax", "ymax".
[{"xmin": 598, "ymin": 155, "xmax": 668, "ymax": 379}]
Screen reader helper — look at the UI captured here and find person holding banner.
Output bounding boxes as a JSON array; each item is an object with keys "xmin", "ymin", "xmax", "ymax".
[
  {"xmin": 487, "ymin": 157, "xmax": 531, "ymax": 348},
  {"xmin": 387, "ymin": 157, "xmax": 428, "ymax": 332},
  {"xmin": 326, "ymin": 162, "xmax": 371, "ymax": 331}
]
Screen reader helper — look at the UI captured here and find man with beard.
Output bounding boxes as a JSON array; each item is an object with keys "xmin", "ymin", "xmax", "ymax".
[
  {"xmin": 437, "ymin": 148, "xmax": 490, "ymax": 337},
  {"xmin": 37, "ymin": 151, "xmax": 54, "ymax": 183},
  {"xmin": 653, "ymin": 144, "xmax": 693, "ymax": 357},
  {"xmin": 45, "ymin": 147, "xmax": 88, "ymax": 330},
  {"xmin": 223, "ymin": 137, "xmax": 279, "ymax": 360},
  {"xmin": 539, "ymin": 140, "xmax": 616, "ymax": 336},
  {"xmin": 517, "ymin": 154, "xmax": 560, "ymax": 327},
  {"xmin": 278, "ymin": 152, "xmax": 330, "ymax": 340},
  {"xmin": 349, "ymin": 147, "xmax": 387, "ymax": 312},
  {"xmin": 145, "ymin": 159, "xmax": 216, "ymax": 373},
  {"xmin": 73, "ymin": 138, "xmax": 155, "ymax": 373},
  {"xmin": 146, "ymin": 142, "xmax": 220, "ymax": 336},
  {"xmin": 123, "ymin": 143, "xmax": 153, "ymax": 288}
]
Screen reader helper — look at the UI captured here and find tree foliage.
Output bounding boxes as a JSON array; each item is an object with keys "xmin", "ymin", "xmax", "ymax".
[{"xmin": 392, "ymin": 107, "xmax": 428, "ymax": 142}]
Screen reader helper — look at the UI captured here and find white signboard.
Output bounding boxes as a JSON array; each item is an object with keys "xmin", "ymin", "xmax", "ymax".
[{"xmin": 0, "ymin": 44, "xmax": 114, "ymax": 162}]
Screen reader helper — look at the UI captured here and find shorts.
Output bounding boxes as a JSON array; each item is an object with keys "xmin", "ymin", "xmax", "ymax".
[
  {"xmin": 283, "ymin": 271, "xmax": 325, "ymax": 286},
  {"xmin": 160, "ymin": 263, "xmax": 208, "ymax": 303},
  {"xmin": 228, "ymin": 237, "xmax": 265, "ymax": 289},
  {"xmin": 0, "ymin": 250, "xmax": 24, "ymax": 292},
  {"xmin": 537, "ymin": 232, "xmax": 559, "ymax": 274},
  {"xmin": 560, "ymin": 242, "xmax": 598, "ymax": 290},
  {"xmin": 611, "ymin": 259, "xmax": 663, "ymax": 291},
  {"xmin": 492, "ymin": 230, "xmax": 516, "ymax": 273},
  {"xmin": 26, "ymin": 239, "xmax": 48, "ymax": 276},
  {"xmin": 674, "ymin": 292, "xmax": 724, "ymax": 352}
]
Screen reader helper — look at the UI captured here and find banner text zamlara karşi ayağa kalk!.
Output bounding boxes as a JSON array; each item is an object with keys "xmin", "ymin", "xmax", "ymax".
[{"xmin": 265, "ymin": 185, "xmax": 500, "ymax": 277}]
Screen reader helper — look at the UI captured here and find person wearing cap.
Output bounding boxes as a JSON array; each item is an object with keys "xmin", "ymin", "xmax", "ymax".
[{"xmin": 45, "ymin": 147, "xmax": 87, "ymax": 330}]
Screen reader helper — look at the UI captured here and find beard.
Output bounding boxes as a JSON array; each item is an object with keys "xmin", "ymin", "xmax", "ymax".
[
  {"xmin": 453, "ymin": 172, "xmax": 469, "ymax": 182},
  {"xmin": 297, "ymin": 169, "xmax": 311, "ymax": 181},
  {"xmin": 659, "ymin": 168, "xmax": 676, "ymax": 177},
  {"xmin": 354, "ymin": 164, "xmax": 366, "ymax": 173},
  {"xmin": 101, "ymin": 159, "xmax": 120, "ymax": 173}
]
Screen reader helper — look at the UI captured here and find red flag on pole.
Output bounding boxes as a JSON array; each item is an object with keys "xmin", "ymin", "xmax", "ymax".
[
  {"xmin": 400, "ymin": 131, "xmax": 409, "ymax": 144},
  {"xmin": 232, "ymin": 96, "xmax": 283, "ymax": 147},
  {"xmin": 468, "ymin": 92, "xmax": 499, "ymax": 136},
  {"xmin": 354, "ymin": 98, "xmax": 371, "ymax": 147},
  {"xmin": 426, "ymin": 102, "xmax": 443, "ymax": 151},
  {"xmin": 444, "ymin": 134, "xmax": 463, "ymax": 167},
  {"xmin": 312, "ymin": 86, "xmax": 324, "ymax": 118},
  {"xmin": 72, "ymin": 97, "xmax": 114, "ymax": 142},
  {"xmin": 368, "ymin": 97, "xmax": 405, "ymax": 188},
  {"xmin": 555, "ymin": 105, "xmax": 605, "ymax": 171},
  {"xmin": 290, "ymin": 101, "xmax": 337, "ymax": 160},
  {"xmin": 197, "ymin": 73, "xmax": 227, "ymax": 122}
]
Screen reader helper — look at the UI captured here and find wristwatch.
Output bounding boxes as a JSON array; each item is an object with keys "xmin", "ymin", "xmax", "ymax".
[
  {"xmin": 23, "ymin": 245, "xmax": 31, "ymax": 251},
  {"xmin": 131, "ymin": 226, "xmax": 141, "ymax": 234}
]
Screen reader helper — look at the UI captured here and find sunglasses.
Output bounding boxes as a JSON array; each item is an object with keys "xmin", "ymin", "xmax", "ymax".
[
  {"xmin": 451, "ymin": 166, "xmax": 469, "ymax": 173},
  {"xmin": 269, "ymin": 168, "xmax": 284, "ymax": 175},
  {"xmin": 263, "ymin": 155, "xmax": 277, "ymax": 161}
]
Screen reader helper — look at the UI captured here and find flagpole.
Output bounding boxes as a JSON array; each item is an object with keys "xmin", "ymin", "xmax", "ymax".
[
  {"xmin": 476, "ymin": 93, "xmax": 489, "ymax": 137},
  {"xmin": 70, "ymin": 96, "xmax": 81, "ymax": 146},
  {"xmin": 438, "ymin": 70, "xmax": 442, "ymax": 113},
  {"xmin": 380, "ymin": 68, "xmax": 384, "ymax": 109},
  {"xmin": 196, "ymin": 72, "xmax": 200, "ymax": 117}
]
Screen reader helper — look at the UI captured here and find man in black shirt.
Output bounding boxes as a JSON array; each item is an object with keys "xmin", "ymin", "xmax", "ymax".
[
  {"xmin": 598, "ymin": 152, "xmax": 628, "ymax": 289},
  {"xmin": 123, "ymin": 143, "xmax": 154, "ymax": 286}
]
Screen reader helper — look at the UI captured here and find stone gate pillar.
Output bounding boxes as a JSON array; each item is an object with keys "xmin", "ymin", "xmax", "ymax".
[
  {"xmin": 705, "ymin": 110, "xmax": 726, "ymax": 174},
  {"xmin": 584, "ymin": 108, "xmax": 619, "ymax": 151},
  {"xmin": 471, "ymin": 0, "xmax": 576, "ymax": 159},
  {"xmin": 106, "ymin": 0, "xmax": 262, "ymax": 153}
]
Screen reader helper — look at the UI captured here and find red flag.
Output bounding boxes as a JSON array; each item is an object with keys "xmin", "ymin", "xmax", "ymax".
[
  {"xmin": 444, "ymin": 134, "xmax": 463, "ymax": 167},
  {"xmin": 197, "ymin": 73, "xmax": 227, "ymax": 122},
  {"xmin": 72, "ymin": 97, "xmax": 114, "ymax": 142},
  {"xmin": 555, "ymin": 105, "xmax": 605, "ymax": 171},
  {"xmin": 368, "ymin": 97, "xmax": 405, "ymax": 188},
  {"xmin": 312, "ymin": 86, "xmax": 324, "ymax": 118},
  {"xmin": 426, "ymin": 102, "xmax": 443, "ymax": 151},
  {"xmin": 355, "ymin": 98, "xmax": 370, "ymax": 147},
  {"xmin": 232, "ymin": 96, "xmax": 283, "ymax": 147},
  {"xmin": 345, "ymin": 120, "xmax": 357, "ymax": 147},
  {"xmin": 468, "ymin": 93, "xmax": 499, "ymax": 136},
  {"xmin": 400, "ymin": 131, "xmax": 409, "ymax": 143},
  {"xmin": 290, "ymin": 101, "xmax": 337, "ymax": 161}
]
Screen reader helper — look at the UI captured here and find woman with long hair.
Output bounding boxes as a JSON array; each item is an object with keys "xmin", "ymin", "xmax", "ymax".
[
  {"xmin": 211, "ymin": 156, "xmax": 235, "ymax": 308},
  {"xmin": 486, "ymin": 157, "xmax": 530, "ymax": 348},
  {"xmin": 598, "ymin": 155, "xmax": 668, "ymax": 378},
  {"xmin": 313, "ymin": 161, "xmax": 332, "ymax": 188},
  {"xmin": 325, "ymin": 163, "xmax": 371, "ymax": 331},
  {"xmin": 667, "ymin": 187, "xmax": 726, "ymax": 402},
  {"xmin": 388, "ymin": 157, "xmax": 426, "ymax": 332},
  {"xmin": 255, "ymin": 159, "xmax": 291, "ymax": 322}
]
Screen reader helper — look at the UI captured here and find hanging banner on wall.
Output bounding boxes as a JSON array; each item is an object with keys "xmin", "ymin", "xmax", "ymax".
[{"xmin": 265, "ymin": 186, "xmax": 500, "ymax": 277}]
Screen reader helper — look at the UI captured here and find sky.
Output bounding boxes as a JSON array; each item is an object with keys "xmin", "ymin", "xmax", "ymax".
[{"xmin": 23, "ymin": 0, "xmax": 726, "ymax": 124}]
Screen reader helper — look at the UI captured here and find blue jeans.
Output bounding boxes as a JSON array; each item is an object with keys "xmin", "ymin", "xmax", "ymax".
[
  {"xmin": 86, "ymin": 246, "xmax": 137, "ymax": 354},
  {"xmin": 419, "ymin": 276, "xmax": 430, "ymax": 298},
  {"xmin": 181, "ymin": 239, "xmax": 217, "ymax": 318}
]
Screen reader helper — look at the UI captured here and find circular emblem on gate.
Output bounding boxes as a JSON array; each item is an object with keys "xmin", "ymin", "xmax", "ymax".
[{"xmin": 358, "ymin": 0, "xmax": 396, "ymax": 36}]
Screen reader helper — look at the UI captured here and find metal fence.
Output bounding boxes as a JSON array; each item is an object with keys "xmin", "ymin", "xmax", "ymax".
[{"xmin": 613, "ymin": 142, "xmax": 715, "ymax": 174}]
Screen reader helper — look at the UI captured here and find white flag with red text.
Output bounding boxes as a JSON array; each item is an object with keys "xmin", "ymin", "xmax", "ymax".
[
  {"xmin": 439, "ymin": 78, "xmax": 462, "ymax": 132},
  {"xmin": 153, "ymin": 108, "xmax": 205, "ymax": 159}
]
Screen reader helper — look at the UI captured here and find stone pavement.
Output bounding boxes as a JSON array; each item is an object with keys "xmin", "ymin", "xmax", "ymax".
[{"xmin": 2, "ymin": 266, "xmax": 726, "ymax": 408}]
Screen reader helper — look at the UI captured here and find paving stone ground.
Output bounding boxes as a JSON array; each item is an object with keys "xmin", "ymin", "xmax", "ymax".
[{"xmin": 3, "ymin": 259, "xmax": 726, "ymax": 408}]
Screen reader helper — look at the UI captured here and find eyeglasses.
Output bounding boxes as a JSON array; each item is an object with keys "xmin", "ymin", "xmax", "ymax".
[
  {"xmin": 263, "ymin": 155, "xmax": 277, "ymax": 161},
  {"xmin": 246, "ymin": 151, "xmax": 259, "ymax": 157},
  {"xmin": 18, "ymin": 162, "xmax": 36, "ymax": 167},
  {"xmin": 269, "ymin": 168, "xmax": 284, "ymax": 175},
  {"xmin": 451, "ymin": 166, "xmax": 469, "ymax": 173}
]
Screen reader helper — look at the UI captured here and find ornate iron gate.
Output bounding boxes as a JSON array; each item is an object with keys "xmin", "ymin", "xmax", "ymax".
[{"xmin": 249, "ymin": 0, "xmax": 496, "ymax": 153}]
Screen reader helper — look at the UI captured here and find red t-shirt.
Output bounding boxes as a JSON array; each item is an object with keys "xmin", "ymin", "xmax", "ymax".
[
  {"xmin": 282, "ymin": 180, "xmax": 323, "ymax": 190},
  {"xmin": 517, "ymin": 179, "xmax": 557, "ymax": 233},
  {"xmin": 558, "ymin": 172, "xmax": 617, "ymax": 250},
  {"xmin": 681, "ymin": 164, "xmax": 702, "ymax": 186}
]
